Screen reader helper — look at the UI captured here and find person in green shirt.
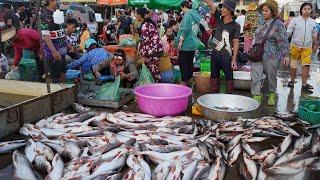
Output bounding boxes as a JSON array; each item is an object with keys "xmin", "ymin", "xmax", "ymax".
[{"xmin": 175, "ymin": 0, "xmax": 202, "ymax": 86}]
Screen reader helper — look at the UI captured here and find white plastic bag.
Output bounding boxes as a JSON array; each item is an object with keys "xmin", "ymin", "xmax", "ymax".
[
  {"xmin": 0, "ymin": 53, "xmax": 9, "ymax": 73},
  {"xmin": 5, "ymin": 69, "xmax": 20, "ymax": 80}
]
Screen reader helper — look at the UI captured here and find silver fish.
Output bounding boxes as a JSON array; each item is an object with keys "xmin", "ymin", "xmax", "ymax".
[
  {"xmin": 241, "ymin": 139, "xmax": 256, "ymax": 156},
  {"xmin": 198, "ymin": 140, "xmax": 211, "ymax": 162},
  {"xmin": 267, "ymin": 157, "xmax": 319, "ymax": 175},
  {"xmin": 153, "ymin": 160, "xmax": 173, "ymax": 180},
  {"xmin": 257, "ymin": 166, "xmax": 267, "ymax": 180},
  {"xmin": 73, "ymin": 103, "xmax": 91, "ymax": 113},
  {"xmin": 278, "ymin": 134, "xmax": 292, "ymax": 157},
  {"xmin": 137, "ymin": 155, "xmax": 152, "ymax": 180},
  {"xmin": 244, "ymin": 137, "xmax": 269, "ymax": 143},
  {"xmin": 90, "ymin": 152, "xmax": 127, "ymax": 178},
  {"xmin": 35, "ymin": 141, "xmax": 55, "ymax": 161},
  {"xmin": 12, "ymin": 150, "xmax": 37, "ymax": 180},
  {"xmin": 242, "ymin": 152, "xmax": 258, "ymax": 180},
  {"xmin": 166, "ymin": 161, "xmax": 183, "ymax": 180},
  {"xmin": 34, "ymin": 154, "xmax": 52, "ymax": 173},
  {"xmin": 0, "ymin": 140, "xmax": 27, "ymax": 154},
  {"xmin": 262, "ymin": 148, "xmax": 278, "ymax": 168},
  {"xmin": 89, "ymin": 141, "xmax": 122, "ymax": 156},
  {"xmin": 228, "ymin": 143, "xmax": 241, "ymax": 166},
  {"xmin": 251, "ymin": 149, "xmax": 275, "ymax": 161},
  {"xmin": 312, "ymin": 134, "xmax": 320, "ymax": 155},
  {"xmin": 226, "ymin": 134, "xmax": 242, "ymax": 152},
  {"xmin": 182, "ymin": 160, "xmax": 198, "ymax": 180},
  {"xmin": 192, "ymin": 161, "xmax": 210, "ymax": 180},
  {"xmin": 207, "ymin": 157, "xmax": 226, "ymax": 180},
  {"xmin": 25, "ymin": 139, "xmax": 36, "ymax": 163},
  {"xmin": 45, "ymin": 154, "xmax": 64, "ymax": 180}
]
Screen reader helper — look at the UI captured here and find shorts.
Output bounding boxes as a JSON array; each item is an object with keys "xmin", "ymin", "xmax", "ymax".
[{"xmin": 290, "ymin": 45, "xmax": 312, "ymax": 68}]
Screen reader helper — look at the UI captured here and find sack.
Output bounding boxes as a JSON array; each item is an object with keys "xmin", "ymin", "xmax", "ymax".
[
  {"xmin": 95, "ymin": 76, "xmax": 121, "ymax": 101},
  {"xmin": 246, "ymin": 43, "xmax": 265, "ymax": 62},
  {"xmin": 5, "ymin": 69, "xmax": 20, "ymax": 80},
  {"xmin": 134, "ymin": 64, "xmax": 155, "ymax": 87}
]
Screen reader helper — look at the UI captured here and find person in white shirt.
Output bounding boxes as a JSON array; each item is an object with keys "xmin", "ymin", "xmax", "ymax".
[
  {"xmin": 236, "ymin": 9, "xmax": 246, "ymax": 34},
  {"xmin": 287, "ymin": 2, "xmax": 318, "ymax": 93},
  {"xmin": 160, "ymin": 10, "xmax": 169, "ymax": 25}
]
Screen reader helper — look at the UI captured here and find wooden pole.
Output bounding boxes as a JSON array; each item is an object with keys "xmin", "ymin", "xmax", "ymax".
[{"xmin": 35, "ymin": 0, "xmax": 51, "ymax": 93}]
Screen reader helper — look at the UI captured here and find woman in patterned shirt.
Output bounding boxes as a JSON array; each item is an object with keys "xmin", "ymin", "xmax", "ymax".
[
  {"xmin": 136, "ymin": 8, "xmax": 164, "ymax": 82},
  {"xmin": 251, "ymin": 0, "xmax": 290, "ymax": 106}
]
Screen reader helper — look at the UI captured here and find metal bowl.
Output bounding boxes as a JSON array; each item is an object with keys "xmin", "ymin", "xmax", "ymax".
[
  {"xmin": 197, "ymin": 94, "xmax": 260, "ymax": 121},
  {"xmin": 233, "ymin": 71, "xmax": 251, "ymax": 90}
]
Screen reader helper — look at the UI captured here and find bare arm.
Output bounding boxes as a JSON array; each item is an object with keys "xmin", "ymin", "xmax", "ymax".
[
  {"xmin": 204, "ymin": 0, "xmax": 217, "ymax": 15},
  {"xmin": 312, "ymin": 35, "xmax": 318, "ymax": 52},
  {"xmin": 232, "ymin": 39, "xmax": 239, "ymax": 61}
]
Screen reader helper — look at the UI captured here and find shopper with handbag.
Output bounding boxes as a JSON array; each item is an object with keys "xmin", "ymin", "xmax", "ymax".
[{"xmin": 250, "ymin": 0, "xmax": 290, "ymax": 105}]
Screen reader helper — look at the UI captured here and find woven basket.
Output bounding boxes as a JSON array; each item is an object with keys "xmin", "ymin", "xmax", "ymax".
[{"xmin": 193, "ymin": 72, "xmax": 212, "ymax": 93}]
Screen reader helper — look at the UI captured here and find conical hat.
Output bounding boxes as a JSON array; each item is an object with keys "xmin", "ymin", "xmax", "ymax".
[{"xmin": 0, "ymin": 27, "xmax": 16, "ymax": 42}]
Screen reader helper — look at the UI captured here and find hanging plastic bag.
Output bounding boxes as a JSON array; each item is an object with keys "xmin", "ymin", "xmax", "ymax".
[
  {"xmin": 134, "ymin": 64, "xmax": 155, "ymax": 87},
  {"xmin": 95, "ymin": 76, "xmax": 121, "ymax": 101},
  {"xmin": 5, "ymin": 69, "xmax": 20, "ymax": 80}
]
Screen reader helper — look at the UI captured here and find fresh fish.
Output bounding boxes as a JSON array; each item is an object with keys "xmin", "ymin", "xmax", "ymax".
[
  {"xmin": 207, "ymin": 157, "xmax": 226, "ymax": 180},
  {"xmin": 40, "ymin": 127, "xmax": 66, "ymax": 138},
  {"xmin": 81, "ymin": 147, "xmax": 90, "ymax": 157},
  {"xmin": 267, "ymin": 157, "xmax": 319, "ymax": 175},
  {"xmin": 137, "ymin": 155, "xmax": 152, "ymax": 180},
  {"xmin": 226, "ymin": 134, "xmax": 242, "ymax": 152},
  {"xmin": 73, "ymin": 103, "xmax": 91, "ymax": 113},
  {"xmin": 192, "ymin": 161, "xmax": 210, "ymax": 180},
  {"xmin": 13, "ymin": 150, "xmax": 37, "ymax": 180},
  {"xmin": 74, "ymin": 129, "xmax": 103, "ymax": 137},
  {"xmin": 312, "ymin": 134, "xmax": 320, "ymax": 155},
  {"xmin": 45, "ymin": 154, "xmax": 64, "ymax": 180},
  {"xmin": 144, "ymin": 143, "xmax": 194, "ymax": 153},
  {"xmin": 248, "ymin": 129, "xmax": 285, "ymax": 138},
  {"xmin": 228, "ymin": 143, "xmax": 241, "ymax": 166},
  {"xmin": 90, "ymin": 152, "xmax": 127, "ymax": 178},
  {"xmin": 166, "ymin": 161, "xmax": 183, "ymax": 180},
  {"xmin": 244, "ymin": 137, "xmax": 269, "ymax": 143},
  {"xmin": 24, "ymin": 139, "xmax": 36, "ymax": 162},
  {"xmin": 198, "ymin": 140, "xmax": 211, "ymax": 162},
  {"xmin": 251, "ymin": 149, "xmax": 275, "ymax": 161},
  {"xmin": 63, "ymin": 161, "xmax": 93, "ymax": 179},
  {"xmin": 257, "ymin": 166, "xmax": 267, "ymax": 180},
  {"xmin": 35, "ymin": 141, "xmax": 55, "ymax": 161},
  {"xmin": 278, "ymin": 134, "xmax": 292, "ymax": 157},
  {"xmin": 153, "ymin": 160, "xmax": 173, "ymax": 180},
  {"xmin": 34, "ymin": 154, "xmax": 52, "ymax": 173},
  {"xmin": 89, "ymin": 141, "xmax": 122, "ymax": 156},
  {"xmin": 182, "ymin": 160, "xmax": 198, "ymax": 180},
  {"xmin": 241, "ymin": 139, "xmax": 256, "ymax": 156},
  {"xmin": 57, "ymin": 113, "xmax": 95, "ymax": 124},
  {"xmin": 0, "ymin": 140, "xmax": 27, "ymax": 154},
  {"xmin": 44, "ymin": 140, "xmax": 80, "ymax": 160},
  {"xmin": 262, "ymin": 148, "xmax": 278, "ymax": 168},
  {"xmin": 294, "ymin": 134, "xmax": 312, "ymax": 153},
  {"xmin": 242, "ymin": 152, "xmax": 258, "ymax": 180}
]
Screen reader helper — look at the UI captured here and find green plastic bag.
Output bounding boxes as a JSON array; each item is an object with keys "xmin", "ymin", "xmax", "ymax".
[
  {"xmin": 95, "ymin": 76, "xmax": 121, "ymax": 101},
  {"xmin": 135, "ymin": 64, "xmax": 155, "ymax": 87},
  {"xmin": 19, "ymin": 50, "xmax": 37, "ymax": 81}
]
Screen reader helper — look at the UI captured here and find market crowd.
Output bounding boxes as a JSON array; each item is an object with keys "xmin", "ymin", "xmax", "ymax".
[{"xmin": 0, "ymin": 0, "xmax": 319, "ymax": 106}]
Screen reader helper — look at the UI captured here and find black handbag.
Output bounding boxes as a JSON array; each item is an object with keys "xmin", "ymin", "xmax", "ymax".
[{"xmin": 247, "ymin": 19, "xmax": 277, "ymax": 62}]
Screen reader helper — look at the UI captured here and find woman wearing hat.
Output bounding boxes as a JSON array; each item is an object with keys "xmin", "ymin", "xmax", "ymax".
[
  {"xmin": 251, "ymin": 0, "xmax": 290, "ymax": 105},
  {"xmin": 244, "ymin": 3, "xmax": 260, "ymax": 53},
  {"xmin": 205, "ymin": 0, "xmax": 240, "ymax": 93},
  {"xmin": 136, "ymin": 8, "xmax": 163, "ymax": 82}
]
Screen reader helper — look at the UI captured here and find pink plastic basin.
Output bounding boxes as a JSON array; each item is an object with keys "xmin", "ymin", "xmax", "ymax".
[{"xmin": 134, "ymin": 83, "xmax": 192, "ymax": 117}]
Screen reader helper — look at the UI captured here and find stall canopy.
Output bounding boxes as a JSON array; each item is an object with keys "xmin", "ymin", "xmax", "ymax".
[
  {"xmin": 97, "ymin": 0, "xmax": 128, "ymax": 5},
  {"xmin": 128, "ymin": 0, "xmax": 183, "ymax": 10},
  {"xmin": 60, "ymin": 0, "xmax": 96, "ymax": 2}
]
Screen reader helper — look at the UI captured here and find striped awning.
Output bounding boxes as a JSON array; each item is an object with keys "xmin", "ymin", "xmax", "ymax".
[{"xmin": 97, "ymin": 0, "xmax": 128, "ymax": 5}]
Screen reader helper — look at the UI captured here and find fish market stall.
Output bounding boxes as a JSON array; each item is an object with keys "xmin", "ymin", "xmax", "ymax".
[
  {"xmin": 0, "ymin": 79, "xmax": 76, "ymax": 138},
  {"xmin": 0, "ymin": 105, "xmax": 319, "ymax": 179}
]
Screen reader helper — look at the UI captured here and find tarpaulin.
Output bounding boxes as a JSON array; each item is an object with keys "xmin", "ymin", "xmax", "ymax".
[
  {"xmin": 97, "ymin": 0, "xmax": 128, "ymax": 5},
  {"xmin": 128, "ymin": 0, "xmax": 150, "ymax": 6}
]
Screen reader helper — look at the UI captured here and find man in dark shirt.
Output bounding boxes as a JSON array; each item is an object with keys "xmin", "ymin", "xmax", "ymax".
[
  {"xmin": 40, "ymin": 0, "xmax": 67, "ymax": 83},
  {"xmin": 205, "ymin": 0, "xmax": 240, "ymax": 94},
  {"xmin": 16, "ymin": 3, "xmax": 33, "ymax": 28},
  {"xmin": 3, "ymin": 3, "xmax": 21, "ymax": 29}
]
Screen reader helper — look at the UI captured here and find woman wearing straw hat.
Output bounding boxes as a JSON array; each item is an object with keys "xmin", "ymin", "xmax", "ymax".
[
  {"xmin": 244, "ymin": 3, "xmax": 259, "ymax": 53},
  {"xmin": 251, "ymin": 0, "xmax": 290, "ymax": 106}
]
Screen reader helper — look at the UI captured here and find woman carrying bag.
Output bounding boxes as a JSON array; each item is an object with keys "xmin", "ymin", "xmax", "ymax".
[{"xmin": 250, "ymin": 0, "xmax": 290, "ymax": 106}]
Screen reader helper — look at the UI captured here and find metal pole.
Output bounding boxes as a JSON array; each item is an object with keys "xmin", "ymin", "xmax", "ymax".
[{"xmin": 35, "ymin": 0, "xmax": 51, "ymax": 93}]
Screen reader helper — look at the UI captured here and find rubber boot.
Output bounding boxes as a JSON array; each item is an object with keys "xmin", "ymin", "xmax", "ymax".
[
  {"xmin": 211, "ymin": 78, "xmax": 220, "ymax": 93},
  {"xmin": 268, "ymin": 93, "xmax": 276, "ymax": 106},
  {"xmin": 226, "ymin": 80, "xmax": 234, "ymax": 94},
  {"xmin": 253, "ymin": 95, "xmax": 262, "ymax": 105}
]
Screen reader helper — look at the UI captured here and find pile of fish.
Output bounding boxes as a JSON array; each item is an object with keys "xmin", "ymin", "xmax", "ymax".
[{"xmin": 0, "ymin": 103, "xmax": 320, "ymax": 180}]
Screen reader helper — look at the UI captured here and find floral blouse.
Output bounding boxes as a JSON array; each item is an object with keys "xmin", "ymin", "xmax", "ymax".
[
  {"xmin": 255, "ymin": 19, "xmax": 289, "ymax": 61},
  {"xmin": 138, "ymin": 21, "xmax": 163, "ymax": 57}
]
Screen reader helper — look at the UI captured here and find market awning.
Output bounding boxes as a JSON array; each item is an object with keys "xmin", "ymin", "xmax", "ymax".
[
  {"xmin": 97, "ymin": 0, "xmax": 128, "ymax": 5},
  {"xmin": 60, "ymin": 0, "xmax": 97, "ymax": 2}
]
